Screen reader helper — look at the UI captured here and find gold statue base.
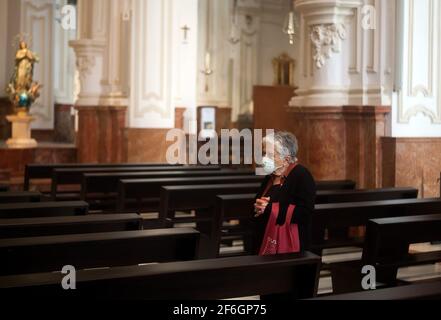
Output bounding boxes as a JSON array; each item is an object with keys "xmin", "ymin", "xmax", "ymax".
[{"xmin": 6, "ymin": 111, "xmax": 38, "ymax": 149}]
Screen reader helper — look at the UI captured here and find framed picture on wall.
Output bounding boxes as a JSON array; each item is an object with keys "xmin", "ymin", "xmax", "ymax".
[
  {"xmin": 272, "ymin": 53, "xmax": 295, "ymax": 86},
  {"xmin": 198, "ymin": 106, "xmax": 217, "ymax": 139}
]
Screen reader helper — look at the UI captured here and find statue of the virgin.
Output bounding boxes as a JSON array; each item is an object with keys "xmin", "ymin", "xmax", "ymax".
[{"xmin": 6, "ymin": 39, "xmax": 42, "ymax": 115}]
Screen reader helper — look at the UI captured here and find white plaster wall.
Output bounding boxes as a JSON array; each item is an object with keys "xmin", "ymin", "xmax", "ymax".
[{"xmin": 392, "ymin": 0, "xmax": 441, "ymax": 137}]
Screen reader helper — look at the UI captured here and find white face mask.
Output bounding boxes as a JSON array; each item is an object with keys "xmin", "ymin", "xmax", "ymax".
[{"xmin": 261, "ymin": 156, "xmax": 282, "ymax": 175}]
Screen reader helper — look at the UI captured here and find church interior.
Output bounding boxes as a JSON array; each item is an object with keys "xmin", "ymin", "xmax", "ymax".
[{"xmin": 0, "ymin": 0, "xmax": 440, "ymax": 302}]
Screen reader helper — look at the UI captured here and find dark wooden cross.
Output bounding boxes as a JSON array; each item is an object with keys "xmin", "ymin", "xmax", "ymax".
[{"xmin": 181, "ymin": 25, "xmax": 190, "ymax": 41}]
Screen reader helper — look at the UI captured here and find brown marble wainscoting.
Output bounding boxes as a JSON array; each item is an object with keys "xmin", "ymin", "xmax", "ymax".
[
  {"xmin": 175, "ymin": 107, "xmax": 186, "ymax": 130},
  {"xmin": 76, "ymin": 106, "xmax": 127, "ymax": 163},
  {"xmin": 54, "ymin": 104, "xmax": 75, "ymax": 143},
  {"xmin": 0, "ymin": 97, "xmax": 13, "ymax": 140},
  {"xmin": 0, "ymin": 142, "xmax": 76, "ymax": 177},
  {"xmin": 285, "ymin": 106, "xmax": 391, "ymax": 189},
  {"xmin": 382, "ymin": 137, "xmax": 441, "ymax": 198},
  {"xmin": 126, "ymin": 128, "xmax": 176, "ymax": 163}
]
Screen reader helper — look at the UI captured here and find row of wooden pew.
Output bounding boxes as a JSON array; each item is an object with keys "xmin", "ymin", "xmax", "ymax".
[
  {"xmin": 0, "ymin": 163, "xmax": 439, "ymax": 300},
  {"xmin": 1, "ymin": 163, "xmax": 321, "ymax": 299},
  {"xmin": 1, "ymin": 186, "xmax": 426, "ymax": 258}
]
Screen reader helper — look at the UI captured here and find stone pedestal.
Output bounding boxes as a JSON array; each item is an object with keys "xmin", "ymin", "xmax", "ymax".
[
  {"xmin": 6, "ymin": 113, "xmax": 38, "ymax": 149},
  {"xmin": 287, "ymin": 106, "xmax": 391, "ymax": 189},
  {"xmin": 76, "ymin": 106, "xmax": 127, "ymax": 163}
]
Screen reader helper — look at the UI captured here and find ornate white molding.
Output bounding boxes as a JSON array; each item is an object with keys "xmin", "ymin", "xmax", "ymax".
[
  {"xmin": 69, "ymin": 39, "xmax": 106, "ymax": 106},
  {"xmin": 295, "ymin": 0, "xmax": 362, "ymax": 24},
  {"xmin": 76, "ymin": 56, "xmax": 96, "ymax": 79},
  {"xmin": 395, "ymin": 0, "xmax": 441, "ymax": 126},
  {"xmin": 311, "ymin": 23, "xmax": 347, "ymax": 69}
]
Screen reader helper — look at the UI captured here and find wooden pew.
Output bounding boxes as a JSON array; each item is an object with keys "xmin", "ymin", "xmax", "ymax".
[
  {"xmin": 24, "ymin": 162, "xmax": 184, "ymax": 190},
  {"xmin": 315, "ymin": 187, "xmax": 418, "ymax": 244},
  {"xmin": 159, "ymin": 183, "xmax": 261, "ymax": 225},
  {"xmin": 309, "ymin": 279, "xmax": 441, "ymax": 300},
  {"xmin": 0, "ymin": 228, "xmax": 200, "ymax": 276},
  {"xmin": 159, "ymin": 183, "xmax": 261, "ymax": 257},
  {"xmin": 81, "ymin": 169, "xmax": 255, "ymax": 211},
  {"xmin": 0, "ymin": 214, "xmax": 142, "ymax": 239},
  {"xmin": 50, "ymin": 165, "xmax": 221, "ymax": 200},
  {"xmin": 211, "ymin": 188, "xmax": 421, "ymax": 256},
  {"xmin": 115, "ymin": 178, "xmax": 360, "ymax": 214},
  {"xmin": 315, "ymin": 187, "xmax": 418, "ymax": 204},
  {"xmin": 117, "ymin": 175, "xmax": 265, "ymax": 212},
  {"xmin": 316, "ymin": 180, "xmax": 356, "ymax": 190},
  {"xmin": 0, "ymin": 191, "xmax": 41, "ymax": 203},
  {"xmin": 0, "ymin": 252, "xmax": 321, "ymax": 300},
  {"xmin": 214, "ymin": 194, "xmax": 256, "ymax": 256},
  {"xmin": 0, "ymin": 201, "xmax": 89, "ymax": 219},
  {"xmin": 312, "ymin": 198, "xmax": 441, "ymax": 255},
  {"xmin": 331, "ymin": 214, "xmax": 441, "ymax": 293}
]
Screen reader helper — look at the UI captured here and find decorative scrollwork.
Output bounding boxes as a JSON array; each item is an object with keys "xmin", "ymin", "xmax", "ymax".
[{"xmin": 310, "ymin": 24, "xmax": 347, "ymax": 69}]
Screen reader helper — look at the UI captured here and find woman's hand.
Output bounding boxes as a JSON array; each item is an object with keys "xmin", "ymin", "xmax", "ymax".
[{"xmin": 254, "ymin": 197, "xmax": 270, "ymax": 217}]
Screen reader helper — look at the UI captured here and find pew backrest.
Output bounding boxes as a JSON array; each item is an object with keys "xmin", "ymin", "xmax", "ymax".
[
  {"xmin": 309, "ymin": 280, "xmax": 441, "ymax": 300},
  {"xmin": 0, "ymin": 191, "xmax": 41, "ymax": 204},
  {"xmin": 24, "ymin": 162, "xmax": 184, "ymax": 190},
  {"xmin": 159, "ymin": 183, "xmax": 261, "ymax": 224},
  {"xmin": 0, "ymin": 228, "xmax": 200, "ymax": 275},
  {"xmin": 211, "ymin": 194, "xmax": 441, "ymax": 255},
  {"xmin": 315, "ymin": 187, "xmax": 418, "ymax": 204},
  {"xmin": 312, "ymin": 198, "xmax": 441, "ymax": 254},
  {"xmin": 0, "ymin": 252, "xmax": 321, "ymax": 300},
  {"xmin": 51, "ymin": 165, "xmax": 220, "ymax": 199},
  {"xmin": 316, "ymin": 180, "xmax": 356, "ymax": 191},
  {"xmin": 81, "ymin": 169, "xmax": 255, "ymax": 199},
  {"xmin": 117, "ymin": 175, "xmax": 264, "ymax": 211},
  {"xmin": 0, "ymin": 201, "xmax": 89, "ymax": 219},
  {"xmin": 0, "ymin": 213, "xmax": 143, "ymax": 239},
  {"xmin": 363, "ymin": 214, "xmax": 441, "ymax": 267}
]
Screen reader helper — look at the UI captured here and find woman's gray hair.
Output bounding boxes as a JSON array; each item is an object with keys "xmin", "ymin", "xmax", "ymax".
[{"xmin": 264, "ymin": 131, "xmax": 298, "ymax": 162}]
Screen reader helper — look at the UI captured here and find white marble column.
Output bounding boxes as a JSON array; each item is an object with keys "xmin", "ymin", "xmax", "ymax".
[
  {"xmin": 54, "ymin": 0, "xmax": 76, "ymax": 105},
  {"xmin": 70, "ymin": 0, "xmax": 130, "ymax": 107},
  {"xmin": 290, "ymin": 0, "xmax": 363, "ymax": 107},
  {"xmin": 69, "ymin": 0, "xmax": 106, "ymax": 106},
  {"xmin": 69, "ymin": 39, "xmax": 106, "ymax": 106},
  {"xmin": 289, "ymin": 0, "xmax": 395, "ymax": 109},
  {"xmin": 100, "ymin": 0, "xmax": 131, "ymax": 107}
]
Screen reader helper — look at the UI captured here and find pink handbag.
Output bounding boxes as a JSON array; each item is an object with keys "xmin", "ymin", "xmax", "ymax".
[{"xmin": 259, "ymin": 202, "xmax": 300, "ymax": 256}]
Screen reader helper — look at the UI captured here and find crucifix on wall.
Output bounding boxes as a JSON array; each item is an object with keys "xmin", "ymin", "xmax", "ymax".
[{"xmin": 181, "ymin": 25, "xmax": 190, "ymax": 43}]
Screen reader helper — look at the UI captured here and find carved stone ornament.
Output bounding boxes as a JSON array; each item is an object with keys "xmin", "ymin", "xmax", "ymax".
[
  {"xmin": 310, "ymin": 23, "xmax": 347, "ymax": 69},
  {"xmin": 76, "ymin": 55, "xmax": 96, "ymax": 79}
]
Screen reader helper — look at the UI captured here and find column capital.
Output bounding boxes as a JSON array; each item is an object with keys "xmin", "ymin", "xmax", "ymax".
[
  {"xmin": 69, "ymin": 39, "xmax": 107, "ymax": 52},
  {"xmin": 69, "ymin": 39, "xmax": 107, "ymax": 106},
  {"xmin": 295, "ymin": 0, "xmax": 362, "ymax": 25}
]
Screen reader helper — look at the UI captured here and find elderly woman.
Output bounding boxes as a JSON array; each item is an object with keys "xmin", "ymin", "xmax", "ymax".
[{"xmin": 253, "ymin": 131, "xmax": 316, "ymax": 255}]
